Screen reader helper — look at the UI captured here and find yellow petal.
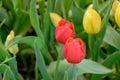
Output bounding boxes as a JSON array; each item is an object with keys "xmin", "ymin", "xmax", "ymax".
[
  {"xmin": 115, "ymin": 3, "xmax": 120, "ymax": 27},
  {"xmin": 5, "ymin": 30, "xmax": 19, "ymax": 54},
  {"xmin": 50, "ymin": 12, "xmax": 62, "ymax": 26},
  {"xmin": 36, "ymin": 0, "xmax": 42, "ymax": 3},
  {"xmin": 112, "ymin": 0, "xmax": 119, "ymax": 14},
  {"xmin": 8, "ymin": 44, "xmax": 19, "ymax": 54},
  {"xmin": 83, "ymin": 9, "xmax": 102, "ymax": 34}
]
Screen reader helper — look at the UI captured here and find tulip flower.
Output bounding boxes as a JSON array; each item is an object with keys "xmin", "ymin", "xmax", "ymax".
[
  {"xmin": 83, "ymin": 8, "xmax": 102, "ymax": 34},
  {"xmin": 64, "ymin": 38, "xmax": 86, "ymax": 64},
  {"xmin": 112, "ymin": 0, "xmax": 119, "ymax": 13},
  {"xmin": 55, "ymin": 19, "xmax": 75, "ymax": 44},
  {"xmin": 5, "ymin": 30, "xmax": 19, "ymax": 55},
  {"xmin": 115, "ymin": 3, "xmax": 120, "ymax": 27},
  {"xmin": 50, "ymin": 12, "xmax": 62, "ymax": 26}
]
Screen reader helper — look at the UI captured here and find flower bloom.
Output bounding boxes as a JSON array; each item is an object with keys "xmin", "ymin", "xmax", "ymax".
[
  {"xmin": 5, "ymin": 30, "xmax": 19, "ymax": 55},
  {"xmin": 64, "ymin": 38, "xmax": 86, "ymax": 64},
  {"xmin": 115, "ymin": 3, "xmax": 120, "ymax": 27},
  {"xmin": 55, "ymin": 19, "xmax": 75, "ymax": 44},
  {"xmin": 83, "ymin": 8, "xmax": 102, "ymax": 34},
  {"xmin": 50, "ymin": 12, "xmax": 62, "ymax": 26}
]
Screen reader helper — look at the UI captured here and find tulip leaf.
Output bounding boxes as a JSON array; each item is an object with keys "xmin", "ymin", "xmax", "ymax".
[
  {"xmin": 47, "ymin": 59, "xmax": 112, "ymax": 80},
  {"xmin": 6, "ymin": 36, "xmax": 53, "ymax": 63},
  {"xmin": 0, "ymin": 64, "xmax": 15, "ymax": 80},
  {"xmin": 8, "ymin": 57, "xmax": 19, "ymax": 80},
  {"xmin": 70, "ymin": 59, "xmax": 112, "ymax": 74},
  {"xmin": 104, "ymin": 26, "xmax": 120, "ymax": 50},
  {"xmin": 97, "ymin": 0, "xmax": 114, "ymax": 44},
  {"xmin": 0, "ymin": 7, "xmax": 10, "ymax": 26},
  {"xmin": 91, "ymin": 51, "xmax": 120, "ymax": 80},
  {"xmin": 30, "ymin": 0, "xmax": 43, "ymax": 38},
  {"xmin": 34, "ymin": 40, "xmax": 52, "ymax": 80},
  {"xmin": 0, "ymin": 41, "xmax": 10, "ymax": 62}
]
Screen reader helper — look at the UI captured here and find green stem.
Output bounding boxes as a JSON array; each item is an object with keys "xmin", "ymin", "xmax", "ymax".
[
  {"xmin": 88, "ymin": 34, "xmax": 94, "ymax": 60},
  {"xmin": 71, "ymin": 64, "xmax": 77, "ymax": 80}
]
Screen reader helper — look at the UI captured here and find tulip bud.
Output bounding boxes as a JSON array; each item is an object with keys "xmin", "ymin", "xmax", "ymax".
[
  {"xmin": 5, "ymin": 30, "xmax": 19, "ymax": 55},
  {"xmin": 55, "ymin": 19, "xmax": 75, "ymax": 44},
  {"xmin": 87, "ymin": 4, "xmax": 93, "ymax": 10},
  {"xmin": 64, "ymin": 38, "xmax": 86, "ymax": 64},
  {"xmin": 36, "ymin": 0, "xmax": 42, "ymax": 3},
  {"xmin": 83, "ymin": 8, "xmax": 102, "ymax": 34},
  {"xmin": 112, "ymin": 0, "xmax": 119, "ymax": 13},
  {"xmin": 115, "ymin": 3, "xmax": 120, "ymax": 27},
  {"xmin": 50, "ymin": 12, "xmax": 62, "ymax": 26}
]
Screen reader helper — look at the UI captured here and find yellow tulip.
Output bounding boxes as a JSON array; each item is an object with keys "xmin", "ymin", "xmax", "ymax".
[
  {"xmin": 50, "ymin": 12, "xmax": 62, "ymax": 26},
  {"xmin": 112, "ymin": 0, "xmax": 119, "ymax": 14},
  {"xmin": 115, "ymin": 3, "xmax": 120, "ymax": 27},
  {"xmin": 83, "ymin": 8, "xmax": 102, "ymax": 34},
  {"xmin": 5, "ymin": 30, "xmax": 19, "ymax": 55}
]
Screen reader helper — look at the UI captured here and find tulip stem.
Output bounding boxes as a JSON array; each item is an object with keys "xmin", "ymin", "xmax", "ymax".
[
  {"xmin": 70, "ymin": 64, "xmax": 77, "ymax": 80},
  {"xmin": 88, "ymin": 34, "xmax": 94, "ymax": 59}
]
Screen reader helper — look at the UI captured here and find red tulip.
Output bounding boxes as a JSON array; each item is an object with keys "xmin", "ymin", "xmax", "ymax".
[
  {"xmin": 55, "ymin": 19, "xmax": 75, "ymax": 44},
  {"xmin": 64, "ymin": 38, "xmax": 86, "ymax": 64}
]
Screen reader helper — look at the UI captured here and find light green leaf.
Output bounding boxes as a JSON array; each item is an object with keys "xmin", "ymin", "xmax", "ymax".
[
  {"xmin": 73, "ymin": 59, "xmax": 112, "ymax": 75},
  {"xmin": 104, "ymin": 26, "xmax": 120, "ymax": 50},
  {"xmin": 47, "ymin": 59, "xmax": 112, "ymax": 80},
  {"xmin": 0, "ymin": 64, "xmax": 15, "ymax": 80}
]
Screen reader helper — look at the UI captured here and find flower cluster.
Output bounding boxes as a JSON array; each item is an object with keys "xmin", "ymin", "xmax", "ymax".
[{"xmin": 50, "ymin": 13, "xmax": 86, "ymax": 64}]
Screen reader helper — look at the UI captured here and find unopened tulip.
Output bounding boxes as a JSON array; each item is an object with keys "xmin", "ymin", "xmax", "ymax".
[
  {"xmin": 83, "ymin": 8, "xmax": 102, "ymax": 34},
  {"xmin": 55, "ymin": 19, "xmax": 75, "ymax": 44},
  {"xmin": 64, "ymin": 38, "xmax": 86, "ymax": 64},
  {"xmin": 5, "ymin": 30, "xmax": 19, "ymax": 55},
  {"xmin": 112, "ymin": 0, "xmax": 119, "ymax": 13},
  {"xmin": 50, "ymin": 12, "xmax": 62, "ymax": 26},
  {"xmin": 115, "ymin": 3, "xmax": 120, "ymax": 27}
]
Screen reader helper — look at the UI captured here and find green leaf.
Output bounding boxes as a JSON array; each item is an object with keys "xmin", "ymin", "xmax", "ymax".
[
  {"xmin": 6, "ymin": 36, "xmax": 53, "ymax": 63},
  {"xmin": 30, "ymin": 0, "xmax": 43, "ymax": 38},
  {"xmin": 3, "ymin": 71, "xmax": 9, "ymax": 80},
  {"xmin": 0, "ymin": 41, "xmax": 10, "ymax": 62},
  {"xmin": 13, "ymin": 9, "xmax": 31, "ymax": 35},
  {"xmin": 47, "ymin": 59, "xmax": 70, "ymax": 80},
  {"xmin": 103, "ymin": 51, "xmax": 120, "ymax": 68},
  {"xmin": 0, "ymin": 7, "xmax": 11, "ymax": 26},
  {"xmin": 91, "ymin": 51, "xmax": 120, "ymax": 80},
  {"xmin": 0, "ymin": 64, "xmax": 15, "ymax": 80},
  {"xmin": 8, "ymin": 57, "xmax": 19, "ymax": 80},
  {"xmin": 34, "ymin": 40, "xmax": 52, "ymax": 80},
  {"xmin": 47, "ymin": 59, "xmax": 112, "ymax": 80},
  {"xmin": 69, "ymin": 59, "xmax": 112, "ymax": 75},
  {"xmin": 104, "ymin": 26, "xmax": 120, "ymax": 50},
  {"xmin": 97, "ymin": 0, "xmax": 114, "ymax": 44},
  {"xmin": 12, "ymin": 0, "xmax": 21, "ymax": 10},
  {"xmin": 64, "ymin": 71, "xmax": 68, "ymax": 80}
]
